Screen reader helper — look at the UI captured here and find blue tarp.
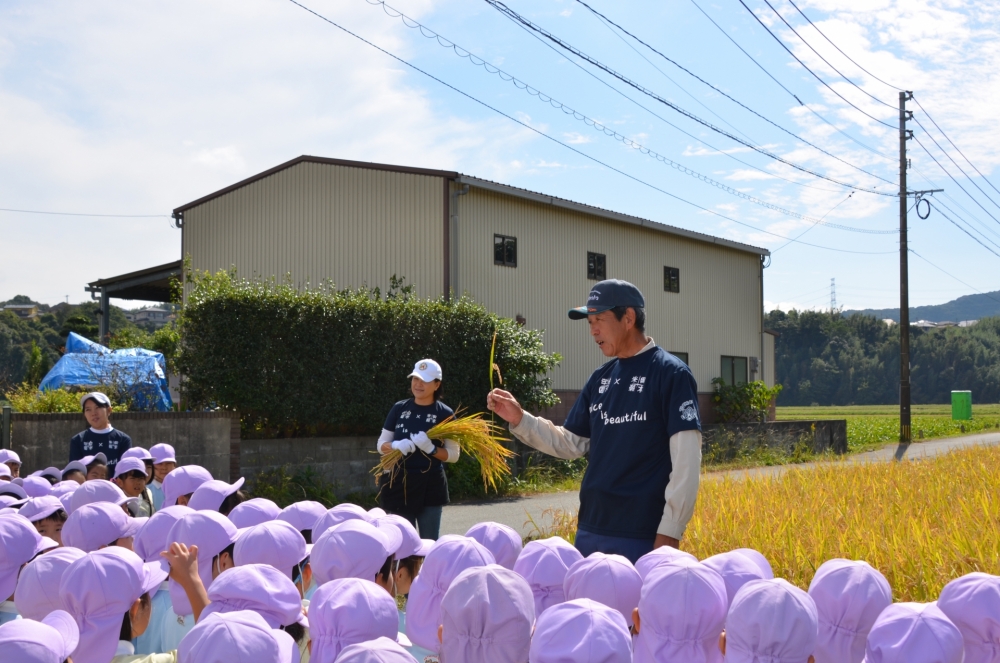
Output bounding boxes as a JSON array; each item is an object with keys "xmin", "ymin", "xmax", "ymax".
[{"xmin": 39, "ymin": 332, "xmax": 173, "ymax": 411}]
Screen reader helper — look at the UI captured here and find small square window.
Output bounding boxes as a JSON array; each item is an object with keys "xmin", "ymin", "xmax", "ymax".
[
  {"xmin": 587, "ymin": 252, "xmax": 606, "ymax": 280},
  {"xmin": 720, "ymin": 356, "xmax": 748, "ymax": 386},
  {"xmin": 664, "ymin": 266, "xmax": 680, "ymax": 293},
  {"xmin": 494, "ymin": 234, "xmax": 517, "ymax": 267}
]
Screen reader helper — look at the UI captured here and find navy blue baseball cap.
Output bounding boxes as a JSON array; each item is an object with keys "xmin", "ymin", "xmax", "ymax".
[{"xmin": 568, "ymin": 279, "xmax": 646, "ymax": 320}]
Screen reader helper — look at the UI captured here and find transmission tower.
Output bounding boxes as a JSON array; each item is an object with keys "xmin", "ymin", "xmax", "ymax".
[{"xmin": 830, "ymin": 278, "xmax": 837, "ymax": 312}]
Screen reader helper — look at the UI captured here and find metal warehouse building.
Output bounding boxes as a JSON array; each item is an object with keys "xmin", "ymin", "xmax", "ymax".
[{"xmin": 92, "ymin": 155, "xmax": 773, "ymax": 420}]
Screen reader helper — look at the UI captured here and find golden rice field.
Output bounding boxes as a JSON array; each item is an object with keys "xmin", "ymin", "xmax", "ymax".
[{"xmin": 530, "ymin": 445, "xmax": 1000, "ymax": 602}]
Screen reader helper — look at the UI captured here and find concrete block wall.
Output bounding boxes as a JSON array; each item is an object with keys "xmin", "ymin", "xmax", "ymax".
[{"xmin": 239, "ymin": 436, "xmax": 381, "ymax": 497}]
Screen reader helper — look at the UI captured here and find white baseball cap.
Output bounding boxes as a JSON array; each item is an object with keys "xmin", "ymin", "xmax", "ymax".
[
  {"xmin": 80, "ymin": 392, "xmax": 111, "ymax": 408},
  {"xmin": 408, "ymin": 359, "xmax": 442, "ymax": 383}
]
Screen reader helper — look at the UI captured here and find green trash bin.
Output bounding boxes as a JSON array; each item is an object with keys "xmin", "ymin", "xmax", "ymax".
[{"xmin": 951, "ymin": 391, "xmax": 972, "ymax": 420}]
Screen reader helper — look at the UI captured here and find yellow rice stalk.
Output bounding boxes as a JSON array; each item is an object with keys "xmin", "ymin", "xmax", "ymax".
[{"xmin": 374, "ymin": 410, "xmax": 515, "ymax": 491}]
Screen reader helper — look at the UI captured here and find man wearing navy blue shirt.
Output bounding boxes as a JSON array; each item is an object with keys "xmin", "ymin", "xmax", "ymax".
[
  {"xmin": 68, "ymin": 392, "xmax": 132, "ymax": 475},
  {"xmin": 488, "ymin": 279, "xmax": 702, "ymax": 562}
]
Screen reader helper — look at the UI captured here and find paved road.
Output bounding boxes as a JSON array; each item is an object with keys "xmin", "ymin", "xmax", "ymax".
[{"xmin": 440, "ymin": 430, "xmax": 1000, "ymax": 537}]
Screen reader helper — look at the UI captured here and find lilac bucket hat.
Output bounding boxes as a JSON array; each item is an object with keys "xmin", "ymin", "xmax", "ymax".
[
  {"xmin": 19, "ymin": 495, "xmax": 65, "ymax": 522},
  {"xmin": 406, "ymin": 536, "xmax": 496, "ymax": 652},
  {"xmin": 311, "ymin": 519, "xmax": 402, "ymax": 586},
  {"xmin": 513, "ymin": 536, "xmax": 584, "ymax": 616},
  {"xmin": 634, "ymin": 559, "xmax": 727, "ymax": 663},
  {"xmin": 725, "ymin": 578, "xmax": 819, "ymax": 663},
  {"xmin": 312, "ymin": 503, "xmax": 373, "ymax": 541},
  {"xmin": 634, "ymin": 546, "xmax": 697, "ymax": 581},
  {"xmin": 177, "ymin": 609, "xmax": 299, "ymax": 663},
  {"xmin": 67, "ymin": 479, "xmax": 136, "ymax": 514},
  {"xmin": 228, "ymin": 497, "xmax": 281, "ymax": 529},
  {"xmin": 1, "ymin": 515, "xmax": 51, "ymax": 599},
  {"xmin": 937, "ymin": 573, "xmax": 1000, "ymax": 663},
  {"xmin": 733, "ymin": 548, "xmax": 774, "ymax": 579},
  {"xmin": 701, "ymin": 550, "xmax": 766, "ymax": 607},
  {"xmin": 150, "ymin": 443, "xmax": 177, "ymax": 465},
  {"xmin": 863, "ymin": 602, "xmax": 964, "ymax": 663},
  {"xmin": 201, "ymin": 563, "xmax": 308, "ymax": 629},
  {"xmin": 59, "ymin": 546, "xmax": 169, "ymax": 663},
  {"xmin": 337, "ymin": 637, "xmax": 419, "ymax": 663},
  {"xmin": 14, "ymin": 547, "xmax": 87, "ymax": 620},
  {"xmin": 162, "ymin": 465, "xmax": 213, "ymax": 507},
  {"xmin": 529, "ymin": 598, "xmax": 632, "ymax": 663},
  {"xmin": 113, "ymin": 456, "xmax": 148, "ymax": 479},
  {"xmin": 466, "ymin": 521, "xmax": 523, "ymax": 570},
  {"xmin": 133, "ymin": 504, "xmax": 195, "ymax": 562},
  {"xmin": 233, "ymin": 520, "xmax": 308, "ymax": 579},
  {"xmin": 62, "ymin": 501, "xmax": 142, "ymax": 552},
  {"xmin": 165, "ymin": 510, "xmax": 239, "ymax": 616},
  {"xmin": 808, "ymin": 559, "xmax": 893, "ymax": 663},
  {"xmin": 122, "ymin": 446, "xmax": 152, "ymax": 461},
  {"xmin": 309, "ymin": 577, "xmax": 399, "ymax": 663},
  {"xmin": 276, "ymin": 500, "xmax": 327, "ymax": 537},
  {"xmin": 563, "ymin": 553, "xmax": 642, "ymax": 624},
  {"xmin": 22, "ymin": 475, "xmax": 53, "ymax": 498},
  {"xmin": 374, "ymin": 514, "xmax": 423, "ymax": 559},
  {"xmin": 441, "ymin": 565, "xmax": 535, "ymax": 663},
  {"xmin": 0, "ymin": 609, "xmax": 80, "ymax": 663},
  {"xmin": 188, "ymin": 477, "xmax": 246, "ymax": 512}
]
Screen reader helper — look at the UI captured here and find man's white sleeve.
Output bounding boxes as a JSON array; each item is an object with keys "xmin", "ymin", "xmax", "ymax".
[
  {"xmin": 376, "ymin": 429, "xmax": 394, "ymax": 454},
  {"xmin": 658, "ymin": 429, "xmax": 702, "ymax": 539},
  {"xmin": 509, "ymin": 412, "xmax": 590, "ymax": 459}
]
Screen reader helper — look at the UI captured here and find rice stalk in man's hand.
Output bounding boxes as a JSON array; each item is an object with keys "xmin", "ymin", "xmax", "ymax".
[{"xmin": 373, "ymin": 411, "xmax": 515, "ymax": 490}]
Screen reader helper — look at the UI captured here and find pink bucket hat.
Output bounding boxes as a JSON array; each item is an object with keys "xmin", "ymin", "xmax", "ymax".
[
  {"xmin": 150, "ymin": 443, "xmax": 177, "ymax": 464},
  {"xmin": 374, "ymin": 514, "xmax": 423, "ymax": 559},
  {"xmin": 276, "ymin": 500, "xmax": 328, "ymax": 538},
  {"xmin": 406, "ymin": 536, "xmax": 496, "ymax": 652},
  {"xmin": 19, "ymin": 495, "xmax": 65, "ymax": 522},
  {"xmin": 177, "ymin": 609, "xmax": 299, "ymax": 663},
  {"xmin": 563, "ymin": 553, "xmax": 641, "ymax": 624},
  {"xmin": 122, "ymin": 446, "xmax": 153, "ymax": 461},
  {"xmin": 312, "ymin": 503, "xmax": 373, "ymax": 541},
  {"xmin": 1, "ymin": 515, "xmax": 50, "ymax": 598},
  {"xmin": 0, "ymin": 609, "xmax": 80, "ymax": 663},
  {"xmin": 634, "ymin": 559, "xmax": 727, "ymax": 663},
  {"xmin": 62, "ymin": 501, "xmax": 142, "ymax": 552},
  {"xmin": 529, "ymin": 597, "xmax": 632, "ymax": 663},
  {"xmin": 466, "ymin": 521, "xmax": 523, "ymax": 570},
  {"xmin": 113, "ymin": 456, "xmax": 148, "ymax": 478},
  {"xmin": 165, "ymin": 510, "xmax": 239, "ymax": 616},
  {"xmin": 162, "ymin": 465, "xmax": 213, "ymax": 507},
  {"xmin": 67, "ymin": 479, "xmax": 137, "ymax": 514},
  {"xmin": 133, "ymin": 504, "xmax": 195, "ymax": 562},
  {"xmin": 228, "ymin": 497, "xmax": 281, "ymax": 529},
  {"xmin": 201, "ymin": 563, "xmax": 308, "ymax": 629},
  {"xmin": 337, "ymin": 637, "xmax": 419, "ymax": 663},
  {"xmin": 309, "ymin": 578, "xmax": 399, "ymax": 663},
  {"xmin": 733, "ymin": 548, "xmax": 774, "ymax": 579},
  {"xmin": 725, "ymin": 578, "xmax": 819, "ymax": 663},
  {"xmin": 808, "ymin": 559, "xmax": 893, "ymax": 663},
  {"xmin": 59, "ymin": 546, "xmax": 169, "ymax": 663},
  {"xmin": 701, "ymin": 550, "xmax": 766, "ymax": 607},
  {"xmin": 513, "ymin": 536, "xmax": 584, "ymax": 616},
  {"xmin": 187, "ymin": 477, "xmax": 245, "ymax": 512},
  {"xmin": 14, "ymin": 547, "xmax": 87, "ymax": 620},
  {"xmin": 863, "ymin": 602, "xmax": 963, "ymax": 663},
  {"xmin": 233, "ymin": 520, "xmax": 308, "ymax": 579},
  {"xmin": 937, "ymin": 573, "xmax": 1000, "ymax": 663},
  {"xmin": 22, "ymin": 475, "xmax": 54, "ymax": 498},
  {"xmin": 441, "ymin": 564, "xmax": 535, "ymax": 663},
  {"xmin": 311, "ymin": 519, "xmax": 402, "ymax": 586}
]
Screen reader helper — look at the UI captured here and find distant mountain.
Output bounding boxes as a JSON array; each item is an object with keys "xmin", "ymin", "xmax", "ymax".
[{"xmin": 843, "ymin": 290, "xmax": 1000, "ymax": 322}]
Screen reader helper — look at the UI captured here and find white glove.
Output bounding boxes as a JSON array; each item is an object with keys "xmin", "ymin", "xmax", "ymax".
[
  {"xmin": 391, "ymin": 439, "xmax": 416, "ymax": 455},
  {"xmin": 412, "ymin": 431, "xmax": 436, "ymax": 454}
]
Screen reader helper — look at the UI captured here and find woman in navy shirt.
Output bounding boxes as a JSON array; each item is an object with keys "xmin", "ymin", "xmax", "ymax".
[{"xmin": 377, "ymin": 359, "xmax": 460, "ymax": 539}]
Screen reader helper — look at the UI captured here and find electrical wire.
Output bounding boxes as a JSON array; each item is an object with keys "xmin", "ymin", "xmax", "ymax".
[
  {"xmin": 911, "ymin": 114, "xmax": 1000, "ymax": 213},
  {"xmin": 911, "ymin": 134, "xmax": 1000, "ymax": 227},
  {"xmin": 483, "ymin": 0, "xmax": 896, "ymax": 196},
  {"xmin": 570, "ymin": 0, "xmax": 897, "ymax": 185},
  {"xmin": 929, "ymin": 202, "xmax": 1000, "ymax": 259},
  {"xmin": 933, "ymin": 196, "xmax": 1000, "ymax": 247},
  {"xmin": 0, "ymin": 208, "xmax": 168, "ymax": 218},
  {"xmin": 909, "ymin": 250, "xmax": 1000, "ymax": 305},
  {"xmin": 771, "ymin": 192, "xmax": 854, "ymax": 252},
  {"xmin": 285, "ymin": 0, "xmax": 897, "ymax": 256}
]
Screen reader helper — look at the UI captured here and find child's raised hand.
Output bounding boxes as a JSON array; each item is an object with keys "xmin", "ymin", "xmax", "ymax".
[{"xmin": 161, "ymin": 541, "xmax": 200, "ymax": 587}]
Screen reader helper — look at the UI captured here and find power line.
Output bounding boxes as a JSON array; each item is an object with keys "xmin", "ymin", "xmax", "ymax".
[
  {"xmin": 483, "ymin": 0, "xmax": 895, "ymax": 196},
  {"xmin": 911, "ymin": 114, "xmax": 1000, "ymax": 213},
  {"xmin": 929, "ymin": 202, "xmax": 1000, "ymax": 259},
  {"xmin": 571, "ymin": 0, "xmax": 896, "ymax": 186},
  {"xmin": 933, "ymin": 196, "xmax": 1000, "ymax": 246},
  {"xmin": 0, "ymin": 208, "xmax": 168, "ymax": 218},
  {"xmin": 909, "ymin": 250, "xmax": 1000, "ymax": 305},
  {"xmin": 911, "ymin": 134, "xmax": 1000, "ymax": 228},
  {"xmin": 285, "ymin": 0, "xmax": 896, "ymax": 256},
  {"xmin": 771, "ymin": 192, "xmax": 854, "ymax": 252}
]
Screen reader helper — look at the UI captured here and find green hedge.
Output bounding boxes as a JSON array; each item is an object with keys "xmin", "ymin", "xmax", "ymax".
[{"xmin": 178, "ymin": 270, "xmax": 561, "ymax": 437}]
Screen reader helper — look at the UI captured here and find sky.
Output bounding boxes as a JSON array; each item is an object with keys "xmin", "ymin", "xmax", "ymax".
[{"xmin": 2, "ymin": 0, "xmax": 999, "ymax": 312}]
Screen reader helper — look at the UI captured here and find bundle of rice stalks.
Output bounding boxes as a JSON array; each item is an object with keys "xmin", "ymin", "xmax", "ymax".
[{"xmin": 373, "ymin": 409, "xmax": 515, "ymax": 491}]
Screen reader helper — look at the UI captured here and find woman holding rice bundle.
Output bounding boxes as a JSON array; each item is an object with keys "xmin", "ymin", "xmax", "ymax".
[{"xmin": 376, "ymin": 358, "xmax": 460, "ymax": 540}]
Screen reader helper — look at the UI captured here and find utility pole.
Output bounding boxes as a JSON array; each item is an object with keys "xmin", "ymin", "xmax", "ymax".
[{"xmin": 899, "ymin": 91, "xmax": 913, "ymax": 444}]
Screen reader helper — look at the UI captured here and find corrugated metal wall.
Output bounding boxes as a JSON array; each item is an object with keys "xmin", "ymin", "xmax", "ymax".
[
  {"xmin": 454, "ymin": 187, "xmax": 763, "ymax": 392},
  {"xmin": 182, "ymin": 162, "xmax": 445, "ymax": 299}
]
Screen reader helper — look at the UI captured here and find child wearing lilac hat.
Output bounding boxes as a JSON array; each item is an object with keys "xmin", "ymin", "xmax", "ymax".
[
  {"xmin": 311, "ymin": 519, "xmax": 402, "ymax": 589},
  {"xmin": 61, "ymin": 501, "xmax": 143, "ymax": 552},
  {"xmin": 863, "ymin": 602, "xmax": 963, "ymax": 663},
  {"xmin": 1, "ymin": 515, "xmax": 54, "ymax": 624},
  {"xmin": 63, "ymin": 460, "xmax": 88, "ymax": 484},
  {"xmin": 634, "ymin": 544, "xmax": 697, "ymax": 580},
  {"xmin": 808, "ymin": 559, "xmax": 893, "ymax": 663},
  {"xmin": 563, "ymin": 553, "xmax": 642, "ymax": 625},
  {"xmin": 22, "ymin": 474, "xmax": 54, "ymax": 498},
  {"xmin": 188, "ymin": 477, "xmax": 247, "ymax": 515},
  {"xmin": 148, "ymin": 443, "xmax": 177, "ymax": 511},
  {"xmin": 439, "ymin": 565, "xmax": 535, "ymax": 663},
  {"xmin": 20, "ymin": 495, "xmax": 68, "ymax": 546},
  {"xmin": 337, "ymin": 637, "xmax": 418, "ymax": 663},
  {"xmin": 161, "ymin": 465, "xmax": 212, "ymax": 507},
  {"xmin": 937, "ymin": 573, "xmax": 1000, "ymax": 663},
  {"xmin": 114, "ymin": 456, "xmax": 155, "ymax": 518},
  {"xmin": 529, "ymin": 598, "xmax": 632, "ymax": 663},
  {"xmin": 233, "ymin": 520, "xmax": 312, "ymax": 596},
  {"xmin": 633, "ymin": 558, "xmax": 727, "ymax": 663},
  {"xmin": 178, "ymin": 609, "xmax": 300, "ymax": 663},
  {"xmin": 228, "ymin": 497, "xmax": 281, "ymax": 528},
  {"xmin": 733, "ymin": 548, "xmax": 773, "ymax": 579},
  {"xmin": 513, "ymin": 536, "xmax": 584, "ymax": 617},
  {"xmin": 0, "ymin": 609, "xmax": 80, "ymax": 663},
  {"xmin": 720, "ymin": 579, "xmax": 818, "ymax": 663},
  {"xmin": 702, "ymin": 550, "xmax": 766, "ymax": 608},
  {"xmin": 466, "ymin": 522, "xmax": 523, "ymax": 570},
  {"xmin": 308, "ymin": 577, "xmax": 398, "ymax": 663},
  {"xmin": 312, "ymin": 503, "xmax": 373, "ymax": 541},
  {"xmin": 277, "ymin": 500, "xmax": 328, "ymax": 544},
  {"xmin": 14, "ymin": 547, "xmax": 87, "ymax": 620},
  {"xmin": 68, "ymin": 478, "xmax": 138, "ymax": 514},
  {"xmin": 0, "ymin": 448, "xmax": 22, "ymax": 477}
]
